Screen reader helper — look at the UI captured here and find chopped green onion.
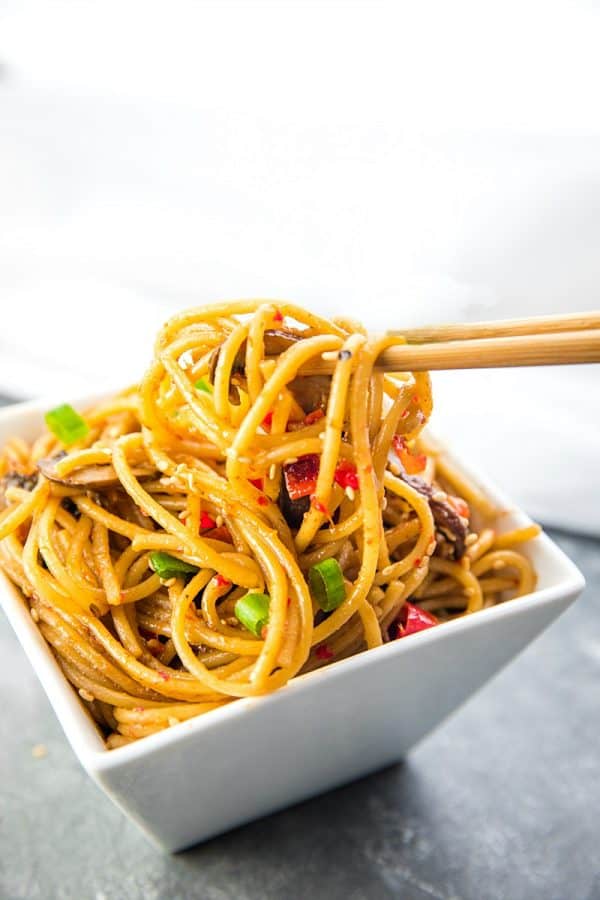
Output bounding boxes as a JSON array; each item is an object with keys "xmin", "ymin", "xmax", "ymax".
[
  {"xmin": 194, "ymin": 378, "xmax": 213, "ymax": 394},
  {"xmin": 308, "ymin": 557, "xmax": 346, "ymax": 612},
  {"xmin": 234, "ymin": 592, "xmax": 270, "ymax": 637},
  {"xmin": 44, "ymin": 404, "xmax": 90, "ymax": 446},
  {"xmin": 149, "ymin": 551, "xmax": 199, "ymax": 580}
]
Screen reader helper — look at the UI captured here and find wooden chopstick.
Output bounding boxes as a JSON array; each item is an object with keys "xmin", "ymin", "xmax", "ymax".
[
  {"xmin": 369, "ymin": 328, "xmax": 600, "ymax": 372},
  {"xmin": 389, "ymin": 311, "xmax": 600, "ymax": 344},
  {"xmin": 299, "ymin": 317, "xmax": 600, "ymax": 375}
]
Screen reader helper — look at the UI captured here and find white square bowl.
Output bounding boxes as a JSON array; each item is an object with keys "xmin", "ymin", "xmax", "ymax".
[{"xmin": 0, "ymin": 399, "xmax": 585, "ymax": 852}]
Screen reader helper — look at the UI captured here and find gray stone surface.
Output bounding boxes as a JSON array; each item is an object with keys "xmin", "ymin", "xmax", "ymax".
[{"xmin": 1, "ymin": 508, "xmax": 598, "ymax": 898}]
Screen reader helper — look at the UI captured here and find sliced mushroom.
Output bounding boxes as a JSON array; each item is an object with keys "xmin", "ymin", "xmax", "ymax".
[
  {"xmin": 37, "ymin": 456, "xmax": 156, "ymax": 489},
  {"xmin": 263, "ymin": 328, "xmax": 307, "ymax": 355},
  {"xmin": 287, "ymin": 375, "xmax": 332, "ymax": 415},
  {"xmin": 208, "ymin": 328, "xmax": 308, "ymax": 386},
  {"xmin": 0, "ymin": 471, "xmax": 39, "ymax": 509},
  {"xmin": 399, "ymin": 473, "xmax": 468, "ymax": 559},
  {"xmin": 206, "ymin": 327, "xmax": 333, "ymax": 415}
]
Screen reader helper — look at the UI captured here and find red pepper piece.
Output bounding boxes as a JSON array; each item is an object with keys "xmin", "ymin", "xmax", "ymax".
[
  {"xmin": 334, "ymin": 460, "xmax": 359, "ymax": 491},
  {"xmin": 257, "ymin": 495, "xmax": 269, "ymax": 507},
  {"xmin": 214, "ymin": 574, "xmax": 231, "ymax": 589},
  {"xmin": 273, "ymin": 309, "xmax": 284, "ymax": 323},
  {"xmin": 200, "ymin": 511, "xmax": 217, "ymax": 530},
  {"xmin": 262, "ymin": 411, "xmax": 273, "ymax": 430},
  {"xmin": 304, "ymin": 408, "xmax": 325, "ymax": 426},
  {"xmin": 315, "ymin": 643, "xmax": 334, "ymax": 660},
  {"xmin": 249, "ymin": 478, "xmax": 264, "ymax": 491},
  {"xmin": 283, "ymin": 454, "xmax": 320, "ymax": 500},
  {"xmin": 392, "ymin": 435, "xmax": 427, "ymax": 474},
  {"xmin": 395, "ymin": 602, "xmax": 438, "ymax": 639}
]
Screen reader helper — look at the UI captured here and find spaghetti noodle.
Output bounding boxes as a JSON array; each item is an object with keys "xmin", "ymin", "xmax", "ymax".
[{"xmin": 0, "ymin": 302, "xmax": 539, "ymax": 748}]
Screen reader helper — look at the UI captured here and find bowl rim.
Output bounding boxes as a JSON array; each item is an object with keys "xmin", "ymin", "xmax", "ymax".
[{"xmin": 0, "ymin": 396, "xmax": 586, "ymax": 774}]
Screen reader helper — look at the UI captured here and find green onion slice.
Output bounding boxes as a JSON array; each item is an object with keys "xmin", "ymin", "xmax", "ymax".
[
  {"xmin": 194, "ymin": 377, "xmax": 213, "ymax": 394},
  {"xmin": 234, "ymin": 592, "xmax": 270, "ymax": 637},
  {"xmin": 308, "ymin": 558, "xmax": 346, "ymax": 611},
  {"xmin": 149, "ymin": 551, "xmax": 199, "ymax": 580},
  {"xmin": 44, "ymin": 404, "xmax": 90, "ymax": 446}
]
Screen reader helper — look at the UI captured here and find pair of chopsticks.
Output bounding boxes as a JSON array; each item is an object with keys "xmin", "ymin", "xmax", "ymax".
[{"xmin": 307, "ymin": 311, "xmax": 600, "ymax": 374}]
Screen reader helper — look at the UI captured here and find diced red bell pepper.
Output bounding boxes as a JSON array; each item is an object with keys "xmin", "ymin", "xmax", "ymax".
[
  {"xmin": 200, "ymin": 511, "xmax": 217, "ymax": 530},
  {"xmin": 262, "ymin": 411, "xmax": 273, "ymax": 430},
  {"xmin": 249, "ymin": 478, "xmax": 264, "ymax": 491},
  {"xmin": 392, "ymin": 435, "xmax": 427, "ymax": 474},
  {"xmin": 283, "ymin": 454, "xmax": 320, "ymax": 500},
  {"xmin": 315, "ymin": 643, "xmax": 334, "ymax": 660},
  {"xmin": 272, "ymin": 309, "xmax": 284, "ymax": 323},
  {"xmin": 395, "ymin": 602, "xmax": 438, "ymax": 639},
  {"xmin": 334, "ymin": 460, "xmax": 359, "ymax": 491},
  {"xmin": 304, "ymin": 408, "xmax": 325, "ymax": 426}
]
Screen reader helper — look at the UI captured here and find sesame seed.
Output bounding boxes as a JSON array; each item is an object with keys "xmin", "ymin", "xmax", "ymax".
[
  {"xmin": 382, "ymin": 497, "xmax": 388, "ymax": 510},
  {"xmin": 168, "ymin": 717, "xmax": 180, "ymax": 728},
  {"xmin": 345, "ymin": 486, "xmax": 355, "ymax": 501},
  {"xmin": 284, "ymin": 457, "xmax": 298, "ymax": 465},
  {"xmin": 215, "ymin": 515, "xmax": 224, "ymax": 527},
  {"xmin": 318, "ymin": 431, "xmax": 326, "ymax": 440},
  {"xmin": 157, "ymin": 461, "xmax": 168, "ymax": 472},
  {"xmin": 30, "ymin": 608, "xmax": 40, "ymax": 622},
  {"xmin": 465, "ymin": 533, "xmax": 478, "ymax": 547},
  {"xmin": 79, "ymin": 689, "xmax": 95, "ymax": 702},
  {"xmin": 269, "ymin": 464, "xmax": 276, "ymax": 481},
  {"xmin": 432, "ymin": 490, "xmax": 447, "ymax": 502},
  {"xmin": 32, "ymin": 744, "xmax": 47, "ymax": 759}
]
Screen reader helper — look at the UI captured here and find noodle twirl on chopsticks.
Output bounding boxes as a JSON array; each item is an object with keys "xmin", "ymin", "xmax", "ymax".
[{"xmin": 0, "ymin": 302, "xmax": 539, "ymax": 748}]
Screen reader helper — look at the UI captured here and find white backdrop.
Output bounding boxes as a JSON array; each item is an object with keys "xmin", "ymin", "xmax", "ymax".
[{"xmin": 0, "ymin": 1, "xmax": 599, "ymax": 532}]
